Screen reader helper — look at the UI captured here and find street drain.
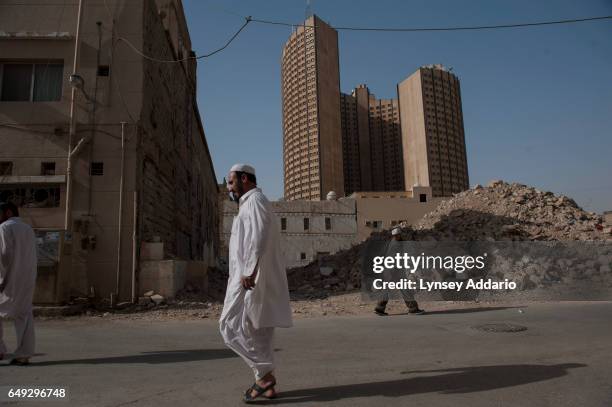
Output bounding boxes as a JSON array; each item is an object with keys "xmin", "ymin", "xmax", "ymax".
[{"xmin": 472, "ymin": 323, "xmax": 527, "ymax": 333}]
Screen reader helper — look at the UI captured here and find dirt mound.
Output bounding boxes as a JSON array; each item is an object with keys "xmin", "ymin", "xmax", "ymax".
[{"xmin": 286, "ymin": 180, "xmax": 610, "ymax": 296}]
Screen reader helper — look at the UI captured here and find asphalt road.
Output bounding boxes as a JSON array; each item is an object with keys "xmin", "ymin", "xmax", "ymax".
[{"xmin": 1, "ymin": 302, "xmax": 611, "ymax": 407}]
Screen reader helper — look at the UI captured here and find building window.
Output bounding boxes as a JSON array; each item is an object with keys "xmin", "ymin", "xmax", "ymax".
[
  {"xmin": 41, "ymin": 162, "xmax": 55, "ymax": 176},
  {"xmin": 0, "ymin": 63, "xmax": 63, "ymax": 102},
  {"xmin": 303, "ymin": 217, "xmax": 309, "ymax": 231},
  {"xmin": 0, "ymin": 186, "xmax": 60, "ymax": 208},
  {"xmin": 90, "ymin": 162, "xmax": 104, "ymax": 176},
  {"xmin": 325, "ymin": 217, "xmax": 331, "ymax": 230},
  {"xmin": 281, "ymin": 217, "xmax": 287, "ymax": 231},
  {"xmin": 0, "ymin": 161, "xmax": 13, "ymax": 175},
  {"xmin": 300, "ymin": 252, "xmax": 306, "ymax": 260},
  {"xmin": 97, "ymin": 65, "xmax": 110, "ymax": 76},
  {"xmin": 420, "ymin": 194, "xmax": 427, "ymax": 203}
]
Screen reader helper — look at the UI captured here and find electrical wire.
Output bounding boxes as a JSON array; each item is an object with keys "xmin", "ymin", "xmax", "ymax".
[
  {"xmin": 251, "ymin": 15, "xmax": 612, "ymax": 32},
  {"xmin": 102, "ymin": 0, "xmax": 252, "ymax": 64},
  {"xmin": 101, "ymin": 4, "xmax": 612, "ymax": 64},
  {"xmin": 112, "ymin": 16, "xmax": 251, "ymax": 63}
]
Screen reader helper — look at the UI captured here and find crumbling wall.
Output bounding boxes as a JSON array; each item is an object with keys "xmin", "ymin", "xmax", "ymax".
[{"xmin": 138, "ymin": 0, "xmax": 218, "ymax": 262}]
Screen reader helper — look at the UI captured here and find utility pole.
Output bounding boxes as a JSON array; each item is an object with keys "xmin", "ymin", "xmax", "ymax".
[
  {"xmin": 116, "ymin": 121, "xmax": 127, "ymax": 303},
  {"xmin": 57, "ymin": 0, "xmax": 84, "ymax": 303},
  {"xmin": 65, "ymin": 0, "xmax": 85, "ymax": 233}
]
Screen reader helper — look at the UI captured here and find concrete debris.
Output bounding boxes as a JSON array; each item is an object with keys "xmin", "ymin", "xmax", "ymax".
[
  {"xmin": 138, "ymin": 297, "xmax": 152, "ymax": 306},
  {"xmin": 320, "ymin": 267, "xmax": 334, "ymax": 276},
  {"xmin": 286, "ymin": 180, "xmax": 611, "ymax": 296},
  {"xmin": 143, "ymin": 290, "xmax": 155, "ymax": 297},
  {"xmin": 116, "ymin": 302, "xmax": 132, "ymax": 310},
  {"xmin": 414, "ymin": 181, "xmax": 605, "ymax": 241},
  {"xmin": 150, "ymin": 294, "xmax": 165, "ymax": 305}
]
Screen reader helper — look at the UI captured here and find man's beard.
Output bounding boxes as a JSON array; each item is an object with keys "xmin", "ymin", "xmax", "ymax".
[{"xmin": 229, "ymin": 180, "xmax": 245, "ymax": 202}]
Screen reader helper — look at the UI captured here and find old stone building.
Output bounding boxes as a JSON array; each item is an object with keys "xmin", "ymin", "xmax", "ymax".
[
  {"xmin": 350, "ymin": 186, "xmax": 446, "ymax": 241},
  {"xmin": 220, "ymin": 192, "xmax": 357, "ymax": 269},
  {"xmin": 0, "ymin": 0, "xmax": 218, "ymax": 303},
  {"xmin": 219, "ymin": 187, "xmax": 446, "ymax": 268}
]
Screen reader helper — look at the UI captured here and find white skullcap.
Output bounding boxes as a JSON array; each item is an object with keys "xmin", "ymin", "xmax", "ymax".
[
  {"xmin": 229, "ymin": 163, "xmax": 256, "ymax": 176},
  {"xmin": 391, "ymin": 227, "xmax": 401, "ymax": 236}
]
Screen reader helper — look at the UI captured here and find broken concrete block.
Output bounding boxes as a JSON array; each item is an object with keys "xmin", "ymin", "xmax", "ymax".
[
  {"xmin": 150, "ymin": 294, "xmax": 165, "ymax": 305},
  {"xmin": 138, "ymin": 297, "xmax": 151, "ymax": 306},
  {"xmin": 143, "ymin": 290, "xmax": 154, "ymax": 297},
  {"xmin": 320, "ymin": 267, "xmax": 333, "ymax": 276}
]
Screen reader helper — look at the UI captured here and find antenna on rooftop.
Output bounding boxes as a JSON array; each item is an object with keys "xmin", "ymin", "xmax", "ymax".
[{"xmin": 305, "ymin": 0, "xmax": 313, "ymax": 19}]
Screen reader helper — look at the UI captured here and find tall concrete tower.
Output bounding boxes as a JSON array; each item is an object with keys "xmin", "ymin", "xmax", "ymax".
[
  {"xmin": 281, "ymin": 15, "xmax": 344, "ymax": 200},
  {"xmin": 397, "ymin": 64, "xmax": 469, "ymax": 196}
]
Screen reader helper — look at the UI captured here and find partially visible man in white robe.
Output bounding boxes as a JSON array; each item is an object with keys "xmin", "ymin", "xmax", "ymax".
[
  {"xmin": 219, "ymin": 164, "xmax": 292, "ymax": 402},
  {"xmin": 0, "ymin": 202, "xmax": 37, "ymax": 365}
]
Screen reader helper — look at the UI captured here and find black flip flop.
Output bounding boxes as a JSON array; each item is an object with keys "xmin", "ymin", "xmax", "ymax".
[
  {"xmin": 243, "ymin": 381, "xmax": 276, "ymax": 403},
  {"xmin": 9, "ymin": 358, "xmax": 30, "ymax": 366}
]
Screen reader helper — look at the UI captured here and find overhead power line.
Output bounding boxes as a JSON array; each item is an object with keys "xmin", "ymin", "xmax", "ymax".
[
  {"xmin": 102, "ymin": 10, "xmax": 612, "ymax": 64},
  {"xmin": 114, "ymin": 16, "xmax": 252, "ymax": 63},
  {"xmin": 251, "ymin": 15, "xmax": 612, "ymax": 32}
]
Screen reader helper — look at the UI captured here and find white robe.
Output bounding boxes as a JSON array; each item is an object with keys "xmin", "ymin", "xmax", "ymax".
[
  {"xmin": 220, "ymin": 188, "xmax": 292, "ymax": 379},
  {"xmin": 0, "ymin": 217, "xmax": 37, "ymax": 358}
]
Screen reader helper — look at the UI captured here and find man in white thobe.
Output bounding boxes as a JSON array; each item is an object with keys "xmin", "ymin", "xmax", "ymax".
[
  {"xmin": 220, "ymin": 164, "xmax": 292, "ymax": 402},
  {"xmin": 0, "ymin": 202, "xmax": 37, "ymax": 365}
]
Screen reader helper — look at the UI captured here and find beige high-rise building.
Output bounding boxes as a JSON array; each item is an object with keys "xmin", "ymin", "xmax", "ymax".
[
  {"xmin": 281, "ymin": 15, "xmax": 344, "ymax": 201},
  {"xmin": 398, "ymin": 64, "xmax": 469, "ymax": 196},
  {"xmin": 340, "ymin": 85, "xmax": 403, "ymax": 195}
]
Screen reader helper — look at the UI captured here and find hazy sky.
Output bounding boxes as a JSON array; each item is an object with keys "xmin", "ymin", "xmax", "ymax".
[{"xmin": 183, "ymin": 0, "xmax": 612, "ymax": 213}]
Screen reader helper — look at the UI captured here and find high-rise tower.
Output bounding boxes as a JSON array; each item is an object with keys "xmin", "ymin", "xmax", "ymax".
[
  {"xmin": 281, "ymin": 15, "xmax": 344, "ymax": 200},
  {"xmin": 397, "ymin": 64, "xmax": 469, "ymax": 196},
  {"xmin": 340, "ymin": 85, "xmax": 403, "ymax": 195}
]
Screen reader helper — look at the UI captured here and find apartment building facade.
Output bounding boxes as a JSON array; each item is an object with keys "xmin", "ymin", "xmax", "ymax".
[
  {"xmin": 340, "ymin": 84, "xmax": 404, "ymax": 195},
  {"xmin": 281, "ymin": 15, "xmax": 344, "ymax": 201},
  {"xmin": 398, "ymin": 64, "xmax": 470, "ymax": 196},
  {"xmin": 282, "ymin": 16, "xmax": 469, "ymax": 200},
  {"xmin": 0, "ymin": 0, "xmax": 218, "ymax": 303}
]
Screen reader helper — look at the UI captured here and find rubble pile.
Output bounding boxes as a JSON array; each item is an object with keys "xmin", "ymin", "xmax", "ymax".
[
  {"xmin": 287, "ymin": 180, "xmax": 611, "ymax": 296},
  {"xmin": 413, "ymin": 180, "xmax": 607, "ymax": 241},
  {"xmin": 137, "ymin": 291, "xmax": 166, "ymax": 307},
  {"xmin": 287, "ymin": 243, "xmax": 368, "ymax": 299}
]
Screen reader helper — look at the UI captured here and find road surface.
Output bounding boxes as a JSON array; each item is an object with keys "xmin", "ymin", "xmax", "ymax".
[{"xmin": 1, "ymin": 302, "xmax": 611, "ymax": 406}]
